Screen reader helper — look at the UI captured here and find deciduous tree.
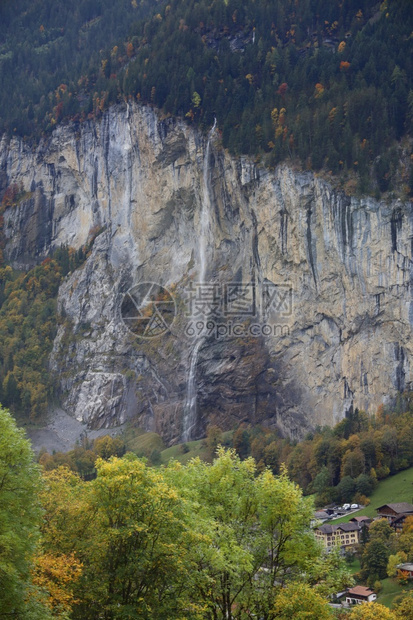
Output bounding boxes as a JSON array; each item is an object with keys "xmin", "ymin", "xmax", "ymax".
[{"xmin": 0, "ymin": 406, "xmax": 49, "ymax": 618}]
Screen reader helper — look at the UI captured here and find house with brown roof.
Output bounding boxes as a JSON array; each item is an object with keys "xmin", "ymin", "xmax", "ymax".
[
  {"xmin": 376, "ymin": 503, "xmax": 413, "ymax": 531},
  {"xmin": 345, "ymin": 586, "xmax": 376, "ymax": 605},
  {"xmin": 310, "ymin": 511, "xmax": 330, "ymax": 527},
  {"xmin": 315, "ymin": 522, "xmax": 360, "ymax": 550},
  {"xmin": 376, "ymin": 503, "xmax": 413, "ymax": 520},
  {"xmin": 389, "ymin": 512, "xmax": 413, "ymax": 533},
  {"xmin": 350, "ymin": 516, "xmax": 372, "ymax": 525}
]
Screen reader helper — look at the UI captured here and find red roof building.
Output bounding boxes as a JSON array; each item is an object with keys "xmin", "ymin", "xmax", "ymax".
[{"xmin": 345, "ymin": 586, "xmax": 377, "ymax": 605}]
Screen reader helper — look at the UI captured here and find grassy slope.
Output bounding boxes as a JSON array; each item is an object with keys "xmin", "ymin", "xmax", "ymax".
[
  {"xmin": 160, "ymin": 431, "xmax": 234, "ymax": 465},
  {"xmin": 377, "ymin": 578, "xmax": 413, "ymax": 609},
  {"xmin": 332, "ymin": 467, "xmax": 413, "ymax": 525},
  {"xmin": 160, "ymin": 439, "xmax": 208, "ymax": 465},
  {"xmin": 122, "ymin": 426, "xmax": 234, "ymax": 465},
  {"xmin": 120, "ymin": 425, "xmax": 165, "ymax": 455},
  {"xmin": 122, "ymin": 426, "xmax": 208, "ymax": 464},
  {"xmin": 346, "ymin": 556, "xmax": 361, "ymax": 576}
]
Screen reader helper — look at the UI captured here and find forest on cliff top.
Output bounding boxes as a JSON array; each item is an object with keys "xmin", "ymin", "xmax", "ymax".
[{"xmin": 0, "ymin": 0, "xmax": 412, "ymax": 194}]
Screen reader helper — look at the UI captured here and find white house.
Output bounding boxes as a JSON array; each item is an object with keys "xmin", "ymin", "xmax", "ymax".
[{"xmin": 345, "ymin": 586, "xmax": 377, "ymax": 605}]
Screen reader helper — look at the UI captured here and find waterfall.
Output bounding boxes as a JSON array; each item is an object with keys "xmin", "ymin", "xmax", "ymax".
[
  {"xmin": 199, "ymin": 117, "xmax": 216, "ymax": 284},
  {"xmin": 182, "ymin": 119, "xmax": 216, "ymax": 442},
  {"xmin": 182, "ymin": 339, "xmax": 203, "ymax": 442}
]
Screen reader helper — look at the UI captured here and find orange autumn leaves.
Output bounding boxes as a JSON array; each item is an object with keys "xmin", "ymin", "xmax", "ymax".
[{"xmin": 29, "ymin": 552, "xmax": 82, "ymax": 615}]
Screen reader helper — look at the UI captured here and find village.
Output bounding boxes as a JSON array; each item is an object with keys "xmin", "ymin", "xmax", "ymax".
[{"xmin": 313, "ymin": 503, "xmax": 413, "ymax": 608}]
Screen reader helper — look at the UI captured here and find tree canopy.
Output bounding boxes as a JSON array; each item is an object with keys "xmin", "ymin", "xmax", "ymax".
[
  {"xmin": 37, "ymin": 448, "xmax": 349, "ymax": 619},
  {"xmin": 0, "ymin": 406, "xmax": 48, "ymax": 618}
]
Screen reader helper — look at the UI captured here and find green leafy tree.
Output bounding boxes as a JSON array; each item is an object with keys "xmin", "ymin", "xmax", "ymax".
[
  {"xmin": 74, "ymin": 455, "xmax": 202, "ymax": 619},
  {"xmin": 253, "ymin": 465, "xmax": 322, "ymax": 616},
  {"xmin": 168, "ymin": 449, "xmax": 346, "ymax": 620},
  {"xmin": 313, "ymin": 465, "xmax": 333, "ymax": 505},
  {"xmin": 271, "ymin": 582, "xmax": 333, "ymax": 619},
  {"xmin": 172, "ymin": 448, "xmax": 261, "ymax": 619},
  {"xmin": 233, "ymin": 426, "xmax": 250, "ymax": 459},
  {"xmin": 361, "ymin": 538, "xmax": 391, "ymax": 581},
  {"xmin": 335, "ymin": 475, "xmax": 356, "ymax": 503},
  {"xmin": 394, "ymin": 591, "xmax": 413, "ymax": 619},
  {"xmin": 205, "ymin": 424, "xmax": 223, "ymax": 460},
  {"xmin": 360, "ymin": 523, "xmax": 370, "ymax": 545},
  {"xmin": 387, "ymin": 551, "xmax": 407, "ymax": 578},
  {"xmin": 355, "ymin": 473, "xmax": 374, "ymax": 496},
  {"xmin": 308, "ymin": 544, "xmax": 354, "ymax": 598},
  {"xmin": 92, "ymin": 434, "xmax": 126, "ymax": 459},
  {"xmin": 263, "ymin": 440, "xmax": 279, "ymax": 473},
  {"xmin": 348, "ymin": 602, "xmax": 397, "ymax": 619},
  {"xmin": 341, "ymin": 448, "xmax": 365, "ymax": 478},
  {"xmin": 369, "ymin": 518, "xmax": 394, "ymax": 544},
  {"xmin": 38, "ymin": 446, "xmax": 354, "ymax": 619},
  {"xmin": 0, "ymin": 406, "xmax": 50, "ymax": 618}
]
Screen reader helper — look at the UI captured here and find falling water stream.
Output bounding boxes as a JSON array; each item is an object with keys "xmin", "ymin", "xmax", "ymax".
[{"xmin": 182, "ymin": 120, "xmax": 216, "ymax": 442}]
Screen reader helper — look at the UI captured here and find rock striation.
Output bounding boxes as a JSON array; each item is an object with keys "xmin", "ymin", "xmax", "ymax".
[{"xmin": 0, "ymin": 103, "xmax": 412, "ymax": 443}]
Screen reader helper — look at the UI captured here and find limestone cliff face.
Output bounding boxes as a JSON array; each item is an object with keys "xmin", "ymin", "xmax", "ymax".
[{"xmin": 1, "ymin": 103, "xmax": 412, "ymax": 443}]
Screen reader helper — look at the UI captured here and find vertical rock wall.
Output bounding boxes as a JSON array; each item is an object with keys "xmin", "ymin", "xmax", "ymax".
[{"xmin": 0, "ymin": 103, "xmax": 411, "ymax": 443}]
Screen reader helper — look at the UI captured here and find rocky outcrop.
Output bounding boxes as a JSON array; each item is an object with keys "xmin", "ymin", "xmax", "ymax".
[{"xmin": 0, "ymin": 103, "xmax": 412, "ymax": 444}]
